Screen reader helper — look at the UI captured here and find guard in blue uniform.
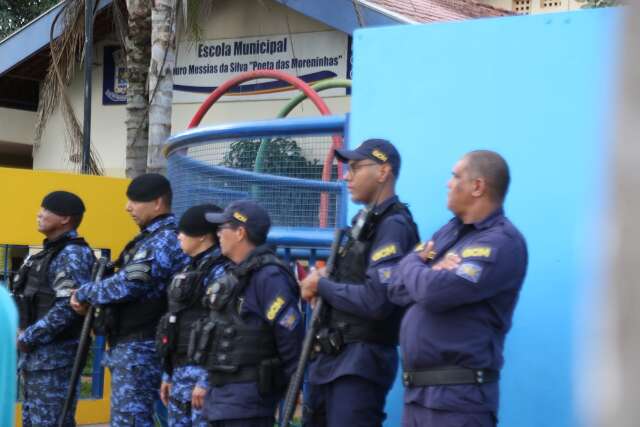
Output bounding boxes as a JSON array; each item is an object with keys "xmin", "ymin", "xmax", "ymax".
[
  {"xmin": 12, "ymin": 191, "xmax": 95, "ymax": 427},
  {"xmin": 71, "ymin": 173, "xmax": 189, "ymax": 426},
  {"xmin": 197, "ymin": 200, "xmax": 303, "ymax": 427},
  {"xmin": 300, "ymin": 139, "xmax": 420, "ymax": 427},
  {"xmin": 388, "ymin": 150, "xmax": 528, "ymax": 427},
  {"xmin": 157, "ymin": 204, "xmax": 229, "ymax": 427}
]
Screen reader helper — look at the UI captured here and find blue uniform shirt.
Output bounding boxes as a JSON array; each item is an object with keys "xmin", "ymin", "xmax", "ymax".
[
  {"xmin": 75, "ymin": 214, "xmax": 188, "ymax": 369},
  {"xmin": 203, "ymin": 257, "xmax": 304, "ymax": 421},
  {"xmin": 76, "ymin": 214, "xmax": 188, "ymax": 307},
  {"xmin": 309, "ymin": 195, "xmax": 419, "ymax": 388},
  {"xmin": 18, "ymin": 230, "xmax": 95, "ymax": 371},
  {"xmin": 388, "ymin": 208, "xmax": 528, "ymax": 413}
]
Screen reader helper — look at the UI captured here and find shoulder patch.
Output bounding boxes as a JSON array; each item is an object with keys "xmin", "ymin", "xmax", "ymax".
[
  {"xmin": 371, "ymin": 244, "xmax": 398, "ymax": 262},
  {"xmin": 456, "ymin": 262, "xmax": 483, "ymax": 283},
  {"xmin": 461, "ymin": 246, "xmax": 492, "ymax": 259},
  {"xmin": 377, "ymin": 266, "xmax": 394, "ymax": 284},
  {"xmin": 133, "ymin": 248, "xmax": 150, "ymax": 261},
  {"xmin": 266, "ymin": 296, "xmax": 286, "ymax": 321},
  {"xmin": 278, "ymin": 306, "xmax": 300, "ymax": 331}
]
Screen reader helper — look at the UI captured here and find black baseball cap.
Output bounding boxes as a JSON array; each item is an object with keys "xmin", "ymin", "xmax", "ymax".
[
  {"xmin": 205, "ymin": 200, "xmax": 271, "ymax": 243},
  {"xmin": 335, "ymin": 138, "xmax": 401, "ymax": 177}
]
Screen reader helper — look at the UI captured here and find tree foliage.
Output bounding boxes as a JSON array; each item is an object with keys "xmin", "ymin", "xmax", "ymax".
[
  {"xmin": 576, "ymin": 0, "xmax": 626, "ymax": 8},
  {"xmin": 221, "ymin": 138, "xmax": 339, "ymax": 227},
  {"xmin": 222, "ymin": 137, "xmax": 325, "ymax": 180},
  {"xmin": 0, "ymin": 0, "xmax": 58, "ymax": 39}
]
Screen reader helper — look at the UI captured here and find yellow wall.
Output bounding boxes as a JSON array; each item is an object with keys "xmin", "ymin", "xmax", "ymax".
[
  {"xmin": 0, "ymin": 167, "xmax": 136, "ymax": 250},
  {"xmin": 0, "ymin": 167, "xmax": 138, "ymax": 426}
]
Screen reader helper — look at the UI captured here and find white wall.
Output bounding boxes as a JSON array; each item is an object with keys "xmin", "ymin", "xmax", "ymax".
[
  {"xmin": 33, "ymin": 0, "xmax": 350, "ymax": 177},
  {"xmin": 0, "ymin": 107, "xmax": 36, "ymax": 145},
  {"xmin": 34, "ymin": 60, "xmax": 126, "ymax": 176}
]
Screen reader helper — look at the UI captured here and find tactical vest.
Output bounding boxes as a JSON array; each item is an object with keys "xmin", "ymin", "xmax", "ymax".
[
  {"xmin": 191, "ymin": 246, "xmax": 295, "ymax": 394},
  {"xmin": 323, "ymin": 202, "xmax": 419, "ymax": 349},
  {"xmin": 96, "ymin": 218, "xmax": 175, "ymax": 346},
  {"xmin": 11, "ymin": 235, "xmax": 89, "ymax": 342},
  {"xmin": 156, "ymin": 251, "xmax": 225, "ymax": 371}
]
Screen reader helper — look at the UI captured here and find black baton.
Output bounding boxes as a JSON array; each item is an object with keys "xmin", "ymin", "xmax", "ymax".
[
  {"xmin": 57, "ymin": 256, "xmax": 108, "ymax": 427},
  {"xmin": 280, "ymin": 228, "xmax": 346, "ymax": 427}
]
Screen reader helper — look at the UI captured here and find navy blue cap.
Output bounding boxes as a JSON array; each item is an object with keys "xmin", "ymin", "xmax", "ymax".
[
  {"xmin": 179, "ymin": 204, "xmax": 222, "ymax": 236},
  {"xmin": 205, "ymin": 200, "xmax": 271, "ymax": 243},
  {"xmin": 127, "ymin": 173, "xmax": 171, "ymax": 202},
  {"xmin": 335, "ymin": 138, "xmax": 401, "ymax": 177},
  {"xmin": 41, "ymin": 191, "xmax": 85, "ymax": 216}
]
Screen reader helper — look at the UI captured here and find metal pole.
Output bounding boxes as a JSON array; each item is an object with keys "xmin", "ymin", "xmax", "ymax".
[{"xmin": 81, "ymin": 0, "xmax": 93, "ymax": 173}]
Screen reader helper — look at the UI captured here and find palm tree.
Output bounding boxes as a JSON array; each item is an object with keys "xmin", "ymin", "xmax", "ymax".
[
  {"xmin": 124, "ymin": 0, "xmax": 152, "ymax": 177},
  {"xmin": 34, "ymin": 0, "xmax": 103, "ymax": 174},
  {"xmin": 147, "ymin": 0, "xmax": 177, "ymax": 174},
  {"xmin": 147, "ymin": 0, "xmax": 209, "ymax": 174},
  {"xmin": 36, "ymin": 0, "xmax": 210, "ymax": 177}
]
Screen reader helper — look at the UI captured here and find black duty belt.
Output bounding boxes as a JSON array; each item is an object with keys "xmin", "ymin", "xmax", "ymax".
[
  {"xmin": 402, "ymin": 367, "xmax": 499, "ymax": 387},
  {"xmin": 208, "ymin": 365, "xmax": 259, "ymax": 386},
  {"xmin": 171, "ymin": 352, "xmax": 192, "ymax": 368},
  {"xmin": 169, "ymin": 396, "xmax": 191, "ymax": 412}
]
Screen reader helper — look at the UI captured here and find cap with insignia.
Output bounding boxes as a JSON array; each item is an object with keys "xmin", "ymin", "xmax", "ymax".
[
  {"xmin": 335, "ymin": 138, "xmax": 401, "ymax": 177},
  {"xmin": 205, "ymin": 200, "xmax": 271, "ymax": 243}
]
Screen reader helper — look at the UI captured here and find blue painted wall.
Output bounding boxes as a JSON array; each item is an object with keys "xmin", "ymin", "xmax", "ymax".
[{"xmin": 348, "ymin": 8, "xmax": 622, "ymax": 426}]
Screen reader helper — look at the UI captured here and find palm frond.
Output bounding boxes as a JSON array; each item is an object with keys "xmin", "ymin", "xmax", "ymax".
[{"xmin": 34, "ymin": 0, "xmax": 103, "ymax": 175}]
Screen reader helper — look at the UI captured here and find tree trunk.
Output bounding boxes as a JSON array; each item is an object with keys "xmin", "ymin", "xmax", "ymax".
[
  {"xmin": 148, "ymin": 0, "xmax": 177, "ymax": 174},
  {"xmin": 125, "ymin": 0, "xmax": 151, "ymax": 178}
]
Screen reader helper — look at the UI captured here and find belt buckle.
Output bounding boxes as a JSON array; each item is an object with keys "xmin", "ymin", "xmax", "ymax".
[
  {"xmin": 402, "ymin": 372, "xmax": 412, "ymax": 387},
  {"xmin": 475, "ymin": 370, "xmax": 484, "ymax": 384}
]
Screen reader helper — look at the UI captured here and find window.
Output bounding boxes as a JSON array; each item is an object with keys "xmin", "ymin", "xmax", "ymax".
[
  {"xmin": 513, "ymin": 0, "xmax": 531, "ymax": 14},
  {"xmin": 541, "ymin": 0, "xmax": 563, "ymax": 7}
]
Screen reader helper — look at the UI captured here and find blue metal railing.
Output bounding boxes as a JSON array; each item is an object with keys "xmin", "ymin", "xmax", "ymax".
[{"xmin": 165, "ymin": 114, "xmax": 349, "ymax": 230}]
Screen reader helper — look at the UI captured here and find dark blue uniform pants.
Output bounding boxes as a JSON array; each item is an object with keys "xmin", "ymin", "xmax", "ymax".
[
  {"xmin": 304, "ymin": 375, "xmax": 388, "ymax": 427},
  {"xmin": 208, "ymin": 417, "xmax": 274, "ymax": 427},
  {"xmin": 22, "ymin": 365, "xmax": 77, "ymax": 427},
  {"xmin": 402, "ymin": 403, "xmax": 496, "ymax": 427}
]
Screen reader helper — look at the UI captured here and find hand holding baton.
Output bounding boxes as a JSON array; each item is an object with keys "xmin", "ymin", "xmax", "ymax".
[
  {"xmin": 57, "ymin": 256, "xmax": 108, "ymax": 427},
  {"xmin": 280, "ymin": 228, "xmax": 346, "ymax": 427}
]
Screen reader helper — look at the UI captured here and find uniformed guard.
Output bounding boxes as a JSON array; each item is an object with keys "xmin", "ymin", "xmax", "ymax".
[
  {"xmin": 157, "ymin": 204, "xmax": 229, "ymax": 427},
  {"xmin": 12, "ymin": 191, "xmax": 95, "ymax": 427},
  {"xmin": 299, "ymin": 139, "xmax": 420, "ymax": 427},
  {"xmin": 71, "ymin": 173, "xmax": 189, "ymax": 426},
  {"xmin": 388, "ymin": 150, "xmax": 528, "ymax": 427},
  {"xmin": 196, "ymin": 200, "xmax": 303, "ymax": 427}
]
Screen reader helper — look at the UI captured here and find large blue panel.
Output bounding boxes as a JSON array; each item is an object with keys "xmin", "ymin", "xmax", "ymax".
[{"xmin": 349, "ymin": 9, "xmax": 621, "ymax": 427}]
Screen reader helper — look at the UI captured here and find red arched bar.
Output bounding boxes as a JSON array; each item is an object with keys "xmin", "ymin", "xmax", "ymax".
[{"xmin": 187, "ymin": 70, "xmax": 343, "ymax": 227}]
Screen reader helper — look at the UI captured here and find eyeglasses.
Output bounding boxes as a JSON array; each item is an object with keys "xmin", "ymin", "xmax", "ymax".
[
  {"xmin": 218, "ymin": 223, "xmax": 237, "ymax": 231},
  {"xmin": 347, "ymin": 161, "xmax": 378, "ymax": 175}
]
